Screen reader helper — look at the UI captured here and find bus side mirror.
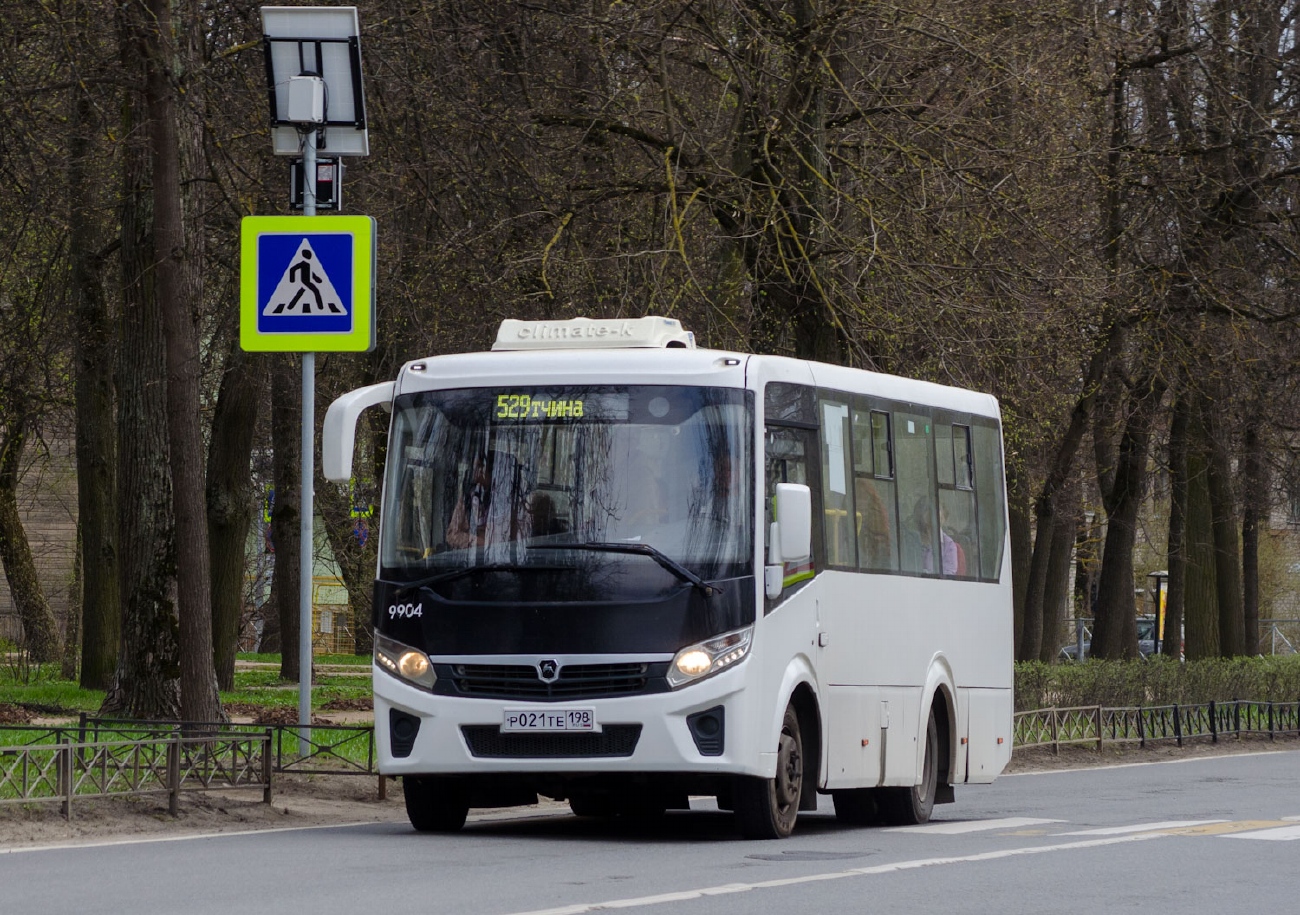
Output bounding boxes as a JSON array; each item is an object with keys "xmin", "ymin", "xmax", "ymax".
[
  {"xmin": 322, "ymin": 381, "xmax": 395, "ymax": 481},
  {"xmin": 776, "ymin": 483, "xmax": 812, "ymax": 562},
  {"xmin": 766, "ymin": 483, "xmax": 811, "ymax": 599}
]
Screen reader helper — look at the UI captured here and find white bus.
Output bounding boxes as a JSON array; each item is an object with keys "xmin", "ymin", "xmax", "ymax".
[{"xmin": 323, "ymin": 316, "xmax": 1013, "ymax": 839}]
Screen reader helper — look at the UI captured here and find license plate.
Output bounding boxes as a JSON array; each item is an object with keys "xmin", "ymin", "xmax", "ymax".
[{"xmin": 502, "ymin": 707, "xmax": 597, "ymax": 732}]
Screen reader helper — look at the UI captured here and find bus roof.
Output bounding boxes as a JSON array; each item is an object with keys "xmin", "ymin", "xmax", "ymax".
[{"xmin": 395, "ymin": 318, "xmax": 998, "ymax": 419}]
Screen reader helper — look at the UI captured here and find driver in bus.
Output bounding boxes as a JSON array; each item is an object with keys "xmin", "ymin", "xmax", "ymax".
[{"xmin": 446, "ymin": 449, "xmax": 529, "ymax": 548}]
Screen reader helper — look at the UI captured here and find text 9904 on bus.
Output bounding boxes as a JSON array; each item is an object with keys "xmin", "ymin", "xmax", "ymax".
[{"xmin": 322, "ymin": 316, "xmax": 1013, "ymax": 839}]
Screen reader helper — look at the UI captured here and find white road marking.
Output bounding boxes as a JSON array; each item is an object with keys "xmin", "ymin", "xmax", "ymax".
[
  {"xmin": 887, "ymin": 816, "xmax": 1063, "ymax": 834},
  {"xmin": 502, "ymin": 833, "xmax": 1167, "ymax": 915},
  {"xmin": 0, "ymin": 820, "xmax": 375, "ymax": 855},
  {"xmin": 1062, "ymin": 820, "xmax": 1226, "ymax": 835},
  {"xmin": 1222, "ymin": 825, "xmax": 1300, "ymax": 841}
]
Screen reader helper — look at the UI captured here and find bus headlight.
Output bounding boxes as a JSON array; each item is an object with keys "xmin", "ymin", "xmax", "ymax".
[
  {"xmin": 667, "ymin": 626, "xmax": 752, "ymax": 688},
  {"xmin": 375, "ymin": 633, "xmax": 437, "ymax": 690}
]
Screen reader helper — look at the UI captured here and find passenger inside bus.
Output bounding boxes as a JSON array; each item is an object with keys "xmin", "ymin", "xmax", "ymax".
[
  {"xmin": 938, "ymin": 503, "xmax": 966, "ymax": 576},
  {"xmin": 903, "ymin": 500, "xmax": 957, "ymax": 575},
  {"xmin": 855, "ymin": 476, "xmax": 893, "ymax": 569}
]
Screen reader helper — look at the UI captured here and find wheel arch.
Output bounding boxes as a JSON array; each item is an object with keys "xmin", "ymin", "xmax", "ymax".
[
  {"xmin": 921, "ymin": 656, "xmax": 957, "ymax": 789},
  {"xmin": 769, "ymin": 657, "xmax": 821, "ymax": 811}
]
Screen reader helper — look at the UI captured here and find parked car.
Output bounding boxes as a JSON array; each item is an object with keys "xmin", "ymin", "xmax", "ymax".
[{"xmin": 1059, "ymin": 616, "xmax": 1158, "ymax": 660}]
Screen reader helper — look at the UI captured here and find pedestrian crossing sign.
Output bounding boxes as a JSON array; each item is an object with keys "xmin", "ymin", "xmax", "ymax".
[{"xmin": 240, "ymin": 215, "xmax": 375, "ymax": 352}]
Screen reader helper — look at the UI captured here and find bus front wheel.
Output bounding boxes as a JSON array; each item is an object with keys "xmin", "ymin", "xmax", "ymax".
[
  {"xmin": 404, "ymin": 775, "xmax": 470, "ymax": 832},
  {"xmin": 734, "ymin": 703, "xmax": 803, "ymax": 839}
]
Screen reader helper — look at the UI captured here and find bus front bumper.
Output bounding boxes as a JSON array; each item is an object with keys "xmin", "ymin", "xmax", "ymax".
[{"xmin": 371, "ymin": 662, "xmax": 768, "ymax": 779}]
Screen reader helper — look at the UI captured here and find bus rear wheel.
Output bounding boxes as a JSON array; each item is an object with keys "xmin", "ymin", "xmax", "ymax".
[
  {"xmin": 734, "ymin": 703, "xmax": 803, "ymax": 839},
  {"xmin": 404, "ymin": 775, "xmax": 469, "ymax": 832},
  {"xmin": 880, "ymin": 707, "xmax": 939, "ymax": 826}
]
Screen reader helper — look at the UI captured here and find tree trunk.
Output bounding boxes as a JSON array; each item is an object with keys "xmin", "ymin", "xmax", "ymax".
[
  {"xmin": 1073, "ymin": 508, "xmax": 1101, "ymax": 631},
  {"xmin": 1240, "ymin": 411, "xmax": 1264, "ymax": 656},
  {"xmin": 101, "ymin": 6, "xmax": 180, "ymax": 719},
  {"xmin": 271, "ymin": 357, "xmax": 302, "ymax": 682},
  {"xmin": 141, "ymin": 0, "xmax": 222, "ymax": 723},
  {"xmin": 68, "ymin": 73, "xmax": 121, "ymax": 691},
  {"xmin": 60, "ymin": 527, "xmax": 83, "ymax": 681},
  {"xmin": 1006, "ymin": 462, "xmax": 1033, "ymax": 657},
  {"xmin": 1020, "ymin": 321, "xmax": 1125, "ymax": 660},
  {"xmin": 1164, "ymin": 391, "xmax": 1189, "ymax": 659},
  {"xmin": 0, "ymin": 417, "xmax": 62, "ymax": 662},
  {"xmin": 1204, "ymin": 402, "xmax": 1244, "ymax": 657},
  {"xmin": 1039, "ymin": 482, "xmax": 1078, "ymax": 662},
  {"xmin": 207, "ymin": 343, "xmax": 262, "ymax": 689},
  {"xmin": 205, "ymin": 345, "xmax": 258, "ymax": 691},
  {"xmin": 1183, "ymin": 401, "xmax": 1220, "ymax": 661},
  {"xmin": 1091, "ymin": 375, "xmax": 1165, "ymax": 660}
]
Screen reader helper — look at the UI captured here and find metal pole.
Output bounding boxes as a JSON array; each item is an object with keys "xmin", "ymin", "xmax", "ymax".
[{"xmin": 299, "ymin": 125, "xmax": 317, "ymax": 748}]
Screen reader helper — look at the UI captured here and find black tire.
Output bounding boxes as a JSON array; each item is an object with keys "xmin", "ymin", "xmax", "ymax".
[
  {"xmin": 880, "ymin": 708, "xmax": 939, "ymax": 826},
  {"xmin": 734, "ymin": 703, "xmax": 803, "ymax": 839},
  {"xmin": 831, "ymin": 787, "xmax": 881, "ymax": 826},
  {"xmin": 403, "ymin": 775, "xmax": 469, "ymax": 833}
]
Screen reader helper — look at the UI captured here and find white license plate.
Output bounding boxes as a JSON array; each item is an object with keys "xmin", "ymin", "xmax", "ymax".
[{"xmin": 502, "ymin": 707, "xmax": 597, "ymax": 732}]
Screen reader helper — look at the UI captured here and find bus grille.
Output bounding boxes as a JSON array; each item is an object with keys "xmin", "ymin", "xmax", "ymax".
[
  {"xmin": 448, "ymin": 663, "xmax": 657, "ymax": 700},
  {"xmin": 461, "ymin": 724, "xmax": 642, "ymax": 758}
]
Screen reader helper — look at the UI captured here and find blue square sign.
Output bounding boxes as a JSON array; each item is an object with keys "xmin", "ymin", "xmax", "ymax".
[{"xmin": 241, "ymin": 215, "xmax": 375, "ymax": 352}]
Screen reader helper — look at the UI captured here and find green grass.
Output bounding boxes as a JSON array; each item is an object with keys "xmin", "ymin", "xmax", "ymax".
[
  {"xmin": 1, "ymin": 657, "xmax": 369, "ymax": 719},
  {"xmin": 237, "ymin": 651, "xmax": 370, "ymax": 666},
  {"xmin": 0, "ymin": 679, "xmax": 106, "ymax": 715},
  {"xmin": 219, "ymin": 669, "xmax": 372, "ymax": 711}
]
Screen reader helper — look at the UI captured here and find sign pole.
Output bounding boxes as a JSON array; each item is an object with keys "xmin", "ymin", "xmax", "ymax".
[
  {"xmin": 299, "ymin": 128, "xmax": 317, "ymax": 746},
  {"xmin": 254, "ymin": 4, "xmax": 372, "ymax": 753}
]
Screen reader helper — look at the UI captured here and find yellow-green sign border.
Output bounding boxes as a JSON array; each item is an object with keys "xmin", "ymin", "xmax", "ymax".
[{"xmin": 240, "ymin": 215, "xmax": 375, "ymax": 353}]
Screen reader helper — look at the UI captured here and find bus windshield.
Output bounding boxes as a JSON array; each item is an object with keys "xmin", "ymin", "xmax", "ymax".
[{"xmin": 380, "ymin": 385, "xmax": 753, "ymax": 595}]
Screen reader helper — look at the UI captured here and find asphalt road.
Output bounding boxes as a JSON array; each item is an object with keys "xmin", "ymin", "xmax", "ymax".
[{"xmin": 4, "ymin": 747, "xmax": 1298, "ymax": 915}]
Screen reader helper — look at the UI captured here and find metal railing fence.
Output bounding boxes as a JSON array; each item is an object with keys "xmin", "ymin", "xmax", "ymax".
[
  {"xmin": 5, "ymin": 697, "xmax": 1296, "ymax": 818},
  {"xmin": 0, "ymin": 730, "xmax": 271, "ymax": 819},
  {"xmin": 1014, "ymin": 699, "xmax": 1300, "ymax": 753},
  {"xmin": 76, "ymin": 715, "xmax": 378, "ymax": 776}
]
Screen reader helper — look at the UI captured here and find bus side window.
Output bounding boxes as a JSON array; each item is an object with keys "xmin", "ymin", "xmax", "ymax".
[
  {"xmin": 973, "ymin": 423, "xmax": 1007, "ymax": 580},
  {"xmin": 853, "ymin": 407, "xmax": 898, "ymax": 572},
  {"xmin": 765, "ymin": 427, "xmax": 810, "ymax": 519},
  {"xmin": 938, "ymin": 425, "xmax": 977, "ymax": 577},
  {"xmin": 895, "ymin": 412, "xmax": 938, "ymax": 576},
  {"xmin": 765, "ymin": 424, "xmax": 819, "ymax": 607},
  {"xmin": 820, "ymin": 400, "xmax": 854, "ymax": 567}
]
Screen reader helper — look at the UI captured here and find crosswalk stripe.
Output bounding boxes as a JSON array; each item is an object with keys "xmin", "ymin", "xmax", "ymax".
[
  {"xmin": 1222, "ymin": 824, "xmax": 1300, "ymax": 841},
  {"xmin": 1062, "ymin": 820, "xmax": 1226, "ymax": 835},
  {"xmin": 887, "ymin": 817, "xmax": 1064, "ymax": 834},
  {"xmin": 1159, "ymin": 820, "xmax": 1291, "ymax": 837}
]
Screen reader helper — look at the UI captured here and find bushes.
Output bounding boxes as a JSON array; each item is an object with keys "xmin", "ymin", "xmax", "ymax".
[{"xmin": 1014, "ymin": 655, "xmax": 1300, "ymax": 712}]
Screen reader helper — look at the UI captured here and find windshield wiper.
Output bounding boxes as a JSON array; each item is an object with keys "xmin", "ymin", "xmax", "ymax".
[
  {"xmin": 387, "ymin": 563, "xmax": 571, "ymax": 594},
  {"xmin": 531, "ymin": 541, "xmax": 716, "ymax": 596}
]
